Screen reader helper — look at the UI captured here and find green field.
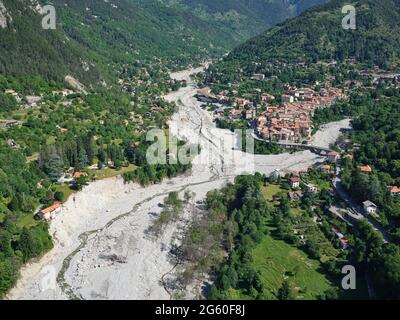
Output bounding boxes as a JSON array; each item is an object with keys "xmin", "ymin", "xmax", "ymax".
[
  {"xmin": 16, "ymin": 213, "xmax": 39, "ymax": 229},
  {"xmin": 54, "ymin": 184, "xmax": 75, "ymax": 203},
  {"xmin": 89, "ymin": 164, "xmax": 137, "ymax": 180},
  {"xmin": 252, "ymin": 234, "xmax": 335, "ymax": 300},
  {"xmin": 309, "ymin": 178, "xmax": 332, "ymax": 191},
  {"xmin": 261, "ymin": 184, "xmax": 284, "ymax": 201},
  {"xmin": 247, "ymin": 183, "xmax": 338, "ymax": 299}
]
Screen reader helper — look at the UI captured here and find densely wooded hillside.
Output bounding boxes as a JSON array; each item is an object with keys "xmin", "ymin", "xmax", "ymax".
[
  {"xmin": 176, "ymin": 0, "xmax": 328, "ymax": 42},
  {"xmin": 210, "ymin": 0, "xmax": 400, "ymax": 81},
  {"xmin": 0, "ymin": 0, "xmax": 328, "ymax": 86}
]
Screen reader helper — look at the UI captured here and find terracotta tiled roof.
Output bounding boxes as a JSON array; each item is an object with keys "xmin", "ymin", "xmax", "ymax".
[
  {"xmin": 41, "ymin": 202, "xmax": 61, "ymax": 214},
  {"xmin": 388, "ymin": 186, "xmax": 400, "ymax": 193},
  {"xmin": 73, "ymin": 172, "xmax": 88, "ymax": 179},
  {"xmin": 358, "ymin": 165, "xmax": 372, "ymax": 173}
]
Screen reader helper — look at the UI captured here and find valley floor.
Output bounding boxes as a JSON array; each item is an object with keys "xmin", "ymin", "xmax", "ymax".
[{"xmin": 7, "ymin": 67, "xmax": 350, "ymax": 300}]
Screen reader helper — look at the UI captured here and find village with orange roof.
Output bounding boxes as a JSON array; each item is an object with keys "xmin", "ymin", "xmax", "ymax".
[
  {"xmin": 256, "ymin": 86, "xmax": 347, "ymax": 143},
  {"xmin": 197, "ymin": 83, "xmax": 347, "ymax": 144}
]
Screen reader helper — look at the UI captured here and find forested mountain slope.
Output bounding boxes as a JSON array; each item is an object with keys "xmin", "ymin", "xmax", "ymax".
[
  {"xmin": 0, "ymin": 0, "xmax": 328, "ymax": 86},
  {"xmin": 173, "ymin": 0, "xmax": 328, "ymax": 42},
  {"xmin": 210, "ymin": 0, "xmax": 400, "ymax": 80},
  {"xmin": 0, "ymin": 0, "xmax": 230, "ymax": 85},
  {"xmin": 0, "ymin": 0, "xmax": 100, "ymax": 84}
]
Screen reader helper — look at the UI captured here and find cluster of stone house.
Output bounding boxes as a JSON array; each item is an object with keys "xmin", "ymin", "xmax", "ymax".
[
  {"xmin": 257, "ymin": 86, "xmax": 347, "ymax": 143},
  {"xmin": 195, "ymin": 83, "xmax": 347, "ymax": 146},
  {"xmin": 3, "ymin": 88, "xmax": 79, "ymax": 111},
  {"xmin": 284, "ymin": 172, "xmax": 320, "ymax": 203},
  {"xmin": 120, "ymin": 110, "xmax": 154, "ymax": 134},
  {"xmin": 4, "ymin": 89, "xmax": 43, "ymax": 108}
]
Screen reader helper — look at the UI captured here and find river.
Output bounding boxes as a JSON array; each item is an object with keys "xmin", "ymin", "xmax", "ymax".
[{"xmin": 6, "ymin": 66, "xmax": 351, "ymax": 300}]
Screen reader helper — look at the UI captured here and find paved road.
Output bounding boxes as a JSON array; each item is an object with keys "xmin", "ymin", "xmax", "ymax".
[{"xmin": 334, "ymin": 166, "xmax": 390, "ymax": 243}]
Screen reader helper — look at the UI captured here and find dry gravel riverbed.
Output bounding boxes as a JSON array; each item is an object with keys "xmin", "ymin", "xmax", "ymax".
[{"xmin": 6, "ymin": 66, "xmax": 350, "ymax": 300}]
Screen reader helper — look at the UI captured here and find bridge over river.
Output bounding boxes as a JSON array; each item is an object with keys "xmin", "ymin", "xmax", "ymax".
[{"xmin": 252, "ymin": 134, "xmax": 334, "ymax": 155}]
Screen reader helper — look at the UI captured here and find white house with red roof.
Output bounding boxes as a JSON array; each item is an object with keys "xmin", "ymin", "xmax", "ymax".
[
  {"xmin": 289, "ymin": 176, "xmax": 301, "ymax": 188},
  {"xmin": 38, "ymin": 202, "xmax": 62, "ymax": 221}
]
